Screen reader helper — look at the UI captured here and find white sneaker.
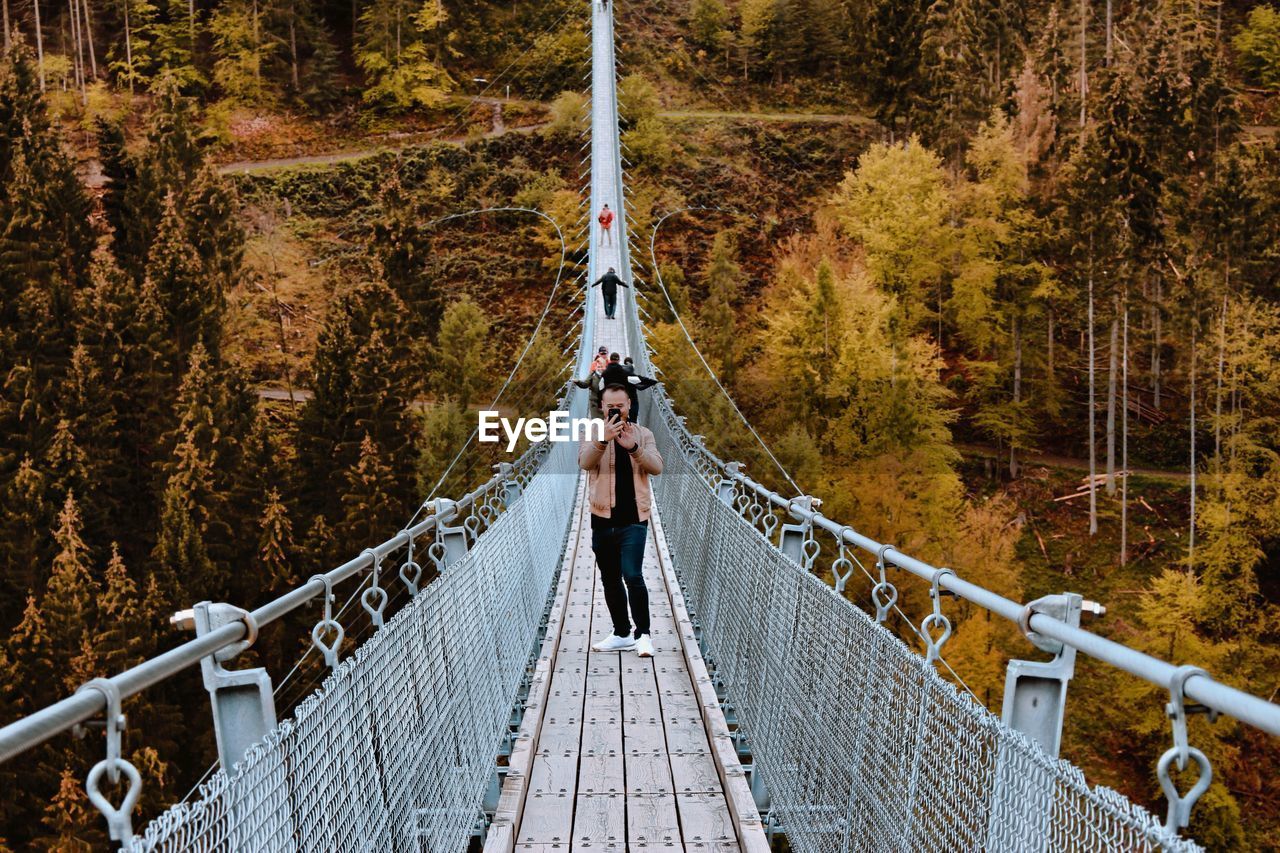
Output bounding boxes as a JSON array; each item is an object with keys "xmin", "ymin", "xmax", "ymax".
[
  {"xmin": 634, "ymin": 634, "xmax": 654, "ymax": 658},
  {"xmin": 592, "ymin": 634, "xmax": 636, "ymax": 652}
]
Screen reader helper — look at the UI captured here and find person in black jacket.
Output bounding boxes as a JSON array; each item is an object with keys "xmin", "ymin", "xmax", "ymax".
[{"xmin": 591, "ymin": 267, "xmax": 629, "ymax": 319}]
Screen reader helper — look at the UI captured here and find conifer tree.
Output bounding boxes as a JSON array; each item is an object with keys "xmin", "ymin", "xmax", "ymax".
[
  {"xmin": 0, "ymin": 457, "xmax": 49, "ymax": 611},
  {"xmin": 7, "ymin": 594, "xmax": 55, "ymax": 710},
  {"xmin": 144, "ymin": 194, "xmax": 223, "ymax": 360},
  {"xmin": 867, "ymin": 0, "xmax": 927, "ymax": 137},
  {"xmin": 337, "ymin": 433, "xmax": 397, "ymax": 547},
  {"xmin": 97, "ymin": 544, "xmax": 149, "ymax": 673},
  {"xmin": 429, "ymin": 295, "xmax": 489, "ymax": 408},
  {"xmin": 698, "ymin": 233, "xmax": 744, "ymax": 383},
  {"xmin": 258, "ymin": 487, "xmax": 296, "ymax": 592},
  {"xmin": 38, "ymin": 765, "xmax": 100, "ymax": 851},
  {"xmin": 355, "ymin": 0, "xmax": 452, "ymax": 110},
  {"xmin": 42, "ymin": 493, "xmax": 99, "ymax": 675},
  {"xmin": 373, "ymin": 173, "xmax": 441, "ymax": 337},
  {"xmin": 296, "ymin": 281, "xmax": 417, "ymax": 525},
  {"xmin": 210, "ymin": 0, "xmax": 277, "ymax": 103}
]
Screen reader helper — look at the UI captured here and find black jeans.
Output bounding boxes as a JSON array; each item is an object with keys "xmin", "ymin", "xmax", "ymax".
[
  {"xmin": 603, "ymin": 290, "xmax": 618, "ymax": 318},
  {"xmin": 591, "ymin": 522, "xmax": 649, "ymax": 638}
]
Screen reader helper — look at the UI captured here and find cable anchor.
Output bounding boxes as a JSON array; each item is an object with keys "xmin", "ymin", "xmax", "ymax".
[
  {"xmin": 871, "ymin": 543, "xmax": 898, "ymax": 624},
  {"xmin": 1157, "ymin": 665, "xmax": 1217, "ymax": 833},
  {"xmin": 309, "ymin": 574, "xmax": 344, "ymax": 669},
  {"xmin": 921, "ymin": 568, "xmax": 955, "ymax": 665},
  {"xmin": 361, "ymin": 548, "xmax": 387, "ymax": 629},
  {"xmin": 76, "ymin": 678, "xmax": 141, "ymax": 844}
]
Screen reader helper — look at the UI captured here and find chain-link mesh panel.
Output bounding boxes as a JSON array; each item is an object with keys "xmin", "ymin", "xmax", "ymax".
[
  {"xmin": 641, "ymin": 391, "xmax": 1201, "ymax": 853},
  {"xmin": 132, "ymin": 410, "xmax": 582, "ymax": 853}
]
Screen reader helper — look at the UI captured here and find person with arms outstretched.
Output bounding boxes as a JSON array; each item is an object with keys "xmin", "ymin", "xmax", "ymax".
[{"xmin": 591, "ymin": 266, "xmax": 629, "ymax": 320}]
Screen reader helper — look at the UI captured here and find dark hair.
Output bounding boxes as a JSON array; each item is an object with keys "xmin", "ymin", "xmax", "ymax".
[{"xmin": 609, "ymin": 353, "xmax": 620, "ymax": 361}]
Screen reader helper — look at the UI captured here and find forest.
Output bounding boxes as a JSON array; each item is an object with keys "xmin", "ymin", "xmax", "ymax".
[{"xmin": 1, "ymin": 0, "xmax": 1279, "ymax": 849}]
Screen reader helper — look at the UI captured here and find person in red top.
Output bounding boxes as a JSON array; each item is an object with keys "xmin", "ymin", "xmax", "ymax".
[{"xmin": 598, "ymin": 203, "xmax": 615, "ymax": 246}]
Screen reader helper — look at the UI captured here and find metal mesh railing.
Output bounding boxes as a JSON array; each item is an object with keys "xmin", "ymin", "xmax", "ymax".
[
  {"xmin": 640, "ymin": 389, "xmax": 1200, "ymax": 853},
  {"xmin": 130, "ymin": 394, "xmax": 584, "ymax": 852}
]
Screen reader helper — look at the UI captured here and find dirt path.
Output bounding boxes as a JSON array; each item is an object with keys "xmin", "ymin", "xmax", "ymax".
[
  {"xmin": 213, "ymin": 105, "xmax": 870, "ymax": 176},
  {"xmin": 958, "ymin": 443, "xmax": 1191, "ymax": 483}
]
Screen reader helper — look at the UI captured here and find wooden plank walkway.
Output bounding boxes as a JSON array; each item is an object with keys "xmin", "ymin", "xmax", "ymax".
[{"xmin": 485, "ymin": 484, "xmax": 768, "ymax": 853}]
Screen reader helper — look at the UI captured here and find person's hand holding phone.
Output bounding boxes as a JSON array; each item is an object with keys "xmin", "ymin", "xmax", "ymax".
[{"xmin": 603, "ymin": 409, "xmax": 626, "ymax": 443}]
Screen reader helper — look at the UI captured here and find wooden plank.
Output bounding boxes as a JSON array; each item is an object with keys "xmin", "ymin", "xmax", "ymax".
[
  {"xmin": 649, "ymin": 507, "xmax": 771, "ymax": 853},
  {"xmin": 677, "ymin": 793, "xmax": 738, "ymax": 845},
  {"xmin": 624, "ymin": 751, "xmax": 675, "ymax": 795},
  {"xmin": 576, "ymin": 751, "xmax": 625, "ymax": 795},
  {"xmin": 485, "ymin": 478, "xmax": 587, "ymax": 853},
  {"xmin": 626, "ymin": 793, "xmax": 682, "ymax": 847},
  {"xmin": 669, "ymin": 752, "xmax": 724, "ymax": 795},
  {"xmin": 573, "ymin": 792, "xmax": 626, "ymax": 847}
]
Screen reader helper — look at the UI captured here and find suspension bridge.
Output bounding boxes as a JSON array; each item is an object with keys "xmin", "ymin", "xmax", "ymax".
[{"xmin": 3, "ymin": 2, "xmax": 1279, "ymax": 850}]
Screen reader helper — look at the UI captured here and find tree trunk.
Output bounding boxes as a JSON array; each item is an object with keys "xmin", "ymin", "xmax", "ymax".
[
  {"xmin": 33, "ymin": 0, "xmax": 45, "ymax": 90},
  {"xmin": 1011, "ymin": 314, "xmax": 1022, "ymax": 479},
  {"xmin": 122, "ymin": 0, "xmax": 133, "ymax": 93},
  {"xmin": 1152, "ymin": 276, "xmax": 1162, "ymax": 408},
  {"xmin": 1215, "ymin": 293, "xmax": 1226, "ymax": 484},
  {"xmin": 1079, "ymin": 0, "xmax": 1088, "ymax": 128},
  {"xmin": 188, "ymin": 0, "xmax": 194, "ymax": 42},
  {"xmin": 68, "ymin": 0, "xmax": 84, "ymax": 100},
  {"xmin": 1088, "ymin": 256, "xmax": 1097, "ymax": 535},
  {"xmin": 1047, "ymin": 307, "xmax": 1055, "ymax": 380},
  {"xmin": 1105, "ymin": 304, "xmax": 1118, "ymax": 495},
  {"xmin": 288, "ymin": 1, "xmax": 300, "ymax": 91},
  {"xmin": 1105, "ymin": 0, "xmax": 1112, "ymax": 66},
  {"xmin": 1189, "ymin": 320, "xmax": 1197, "ymax": 567},
  {"xmin": 3, "ymin": 0, "xmax": 10, "ymax": 50},
  {"xmin": 81, "ymin": 0, "xmax": 96, "ymax": 80},
  {"xmin": 1121, "ymin": 302, "xmax": 1129, "ymax": 565}
]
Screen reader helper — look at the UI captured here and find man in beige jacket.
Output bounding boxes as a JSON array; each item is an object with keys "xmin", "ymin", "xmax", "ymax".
[{"xmin": 578, "ymin": 384, "xmax": 663, "ymax": 657}]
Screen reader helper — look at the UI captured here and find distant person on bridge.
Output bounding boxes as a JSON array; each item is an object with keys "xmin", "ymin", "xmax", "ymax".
[
  {"xmin": 598, "ymin": 204, "xmax": 615, "ymax": 247},
  {"xmin": 580, "ymin": 383, "xmax": 664, "ymax": 658},
  {"xmin": 591, "ymin": 266, "xmax": 629, "ymax": 319},
  {"xmin": 591, "ymin": 345, "xmax": 609, "ymax": 373},
  {"xmin": 601, "ymin": 360, "xmax": 655, "ymax": 416},
  {"xmin": 574, "ymin": 348, "xmax": 610, "ymax": 419}
]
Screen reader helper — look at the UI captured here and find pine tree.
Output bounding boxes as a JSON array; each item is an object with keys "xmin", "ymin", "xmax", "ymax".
[
  {"xmin": 97, "ymin": 544, "xmax": 149, "ymax": 673},
  {"xmin": 355, "ymin": 0, "xmax": 452, "ymax": 111},
  {"xmin": 37, "ymin": 765, "xmax": 99, "ymax": 851},
  {"xmin": 429, "ymin": 295, "xmax": 490, "ymax": 408},
  {"xmin": 867, "ymin": 0, "xmax": 927, "ymax": 137},
  {"xmin": 0, "ymin": 456, "xmax": 49, "ymax": 613},
  {"xmin": 151, "ymin": 0, "xmax": 205, "ymax": 90},
  {"xmin": 337, "ymin": 433, "xmax": 398, "ymax": 548},
  {"xmin": 698, "ymin": 233, "xmax": 744, "ymax": 383},
  {"xmin": 295, "ymin": 281, "xmax": 418, "ymax": 525},
  {"xmin": 372, "ymin": 172, "xmax": 441, "ymax": 336},
  {"xmin": 7, "ymin": 594, "xmax": 55, "ymax": 710},
  {"xmin": 210, "ymin": 0, "xmax": 277, "ymax": 103},
  {"xmin": 144, "ymin": 193, "xmax": 223, "ymax": 359},
  {"xmin": 258, "ymin": 487, "xmax": 295, "ymax": 592},
  {"xmin": 42, "ymin": 492, "xmax": 99, "ymax": 675}
]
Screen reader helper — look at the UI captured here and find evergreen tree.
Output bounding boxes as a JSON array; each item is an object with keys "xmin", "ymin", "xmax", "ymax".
[
  {"xmin": 210, "ymin": 0, "xmax": 278, "ymax": 103},
  {"xmin": 144, "ymin": 194, "xmax": 224, "ymax": 360},
  {"xmin": 0, "ymin": 457, "xmax": 49, "ymax": 614},
  {"xmin": 867, "ymin": 0, "xmax": 927, "ymax": 136},
  {"xmin": 295, "ymin": 281, "xmax": 418, "ymax": 526},
  {"xmin": 97, "ymin": 544, "xmax": 149, "ymax": 673},
  {"xmin": 37, "ymin": 765, "xmax": 100, "ymax": 851},
  {"xmin": 42, "ymin": 493, "xmax": 99, "ymax": 675},
  {"xmin": 151, "ymin": 0, "xmax": 206, "ymax": 90},
  {"xmin": 355, "ymin": 0, "xmax": 452, "ymax": 111},
  {"xmin": 258, "ymin": 487, "xmax": 296, "ymax": 592},
  {"xmin": 698, "ymin": 233, "xmax": 744, "ymax": 383},
  {"xmin": 337, "ymin": 433, "xmax": 398, "ymax": 548},
  {"xmin": 429, "ymin": 295, "xmax": 489, "ymax": 408},
  {"xmin": 372, "ymin": 172, "xmax": 441, "ymax": 336}
]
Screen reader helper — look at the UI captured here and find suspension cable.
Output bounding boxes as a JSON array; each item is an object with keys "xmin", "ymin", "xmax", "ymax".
[
  {"xmin": 645, "ymin": 206, "xmax": 803, "ymax": 497},
  {"xmin": 404, "ymin": 205, "xmax": 576, "ymax": 530}
]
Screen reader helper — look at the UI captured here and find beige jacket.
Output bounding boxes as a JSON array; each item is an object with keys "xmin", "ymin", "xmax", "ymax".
[{"xmin": 578, "ymin": 424, "xmax": 663, "ymax": 521}]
